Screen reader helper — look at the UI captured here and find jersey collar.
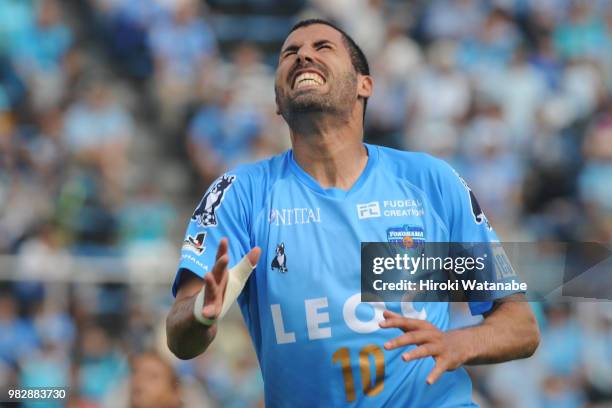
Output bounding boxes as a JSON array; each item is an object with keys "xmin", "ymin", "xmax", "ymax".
[{"xmin": 288, "ymin": 143, "xmax": 379, "ymax": 199}]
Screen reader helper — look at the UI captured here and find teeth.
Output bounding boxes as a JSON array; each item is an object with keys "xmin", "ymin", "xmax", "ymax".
[
  {"xmin": 296, "ymin": 79, "xmax": 319, "ymax": 89},
  {"xmin": 294, "ymin": 72, "xmax": 324, "ymax": 89}
]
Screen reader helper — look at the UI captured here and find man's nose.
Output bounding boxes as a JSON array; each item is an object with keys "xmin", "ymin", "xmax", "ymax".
[{"xmin": 296, "ymin": 46, "xmax": 314, "ymax": 64}]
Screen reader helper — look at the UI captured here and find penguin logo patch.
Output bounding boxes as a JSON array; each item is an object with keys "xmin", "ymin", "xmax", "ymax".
[{"xmin": 191, "ymin": 174, "xmax": 236, "ymax": 227}]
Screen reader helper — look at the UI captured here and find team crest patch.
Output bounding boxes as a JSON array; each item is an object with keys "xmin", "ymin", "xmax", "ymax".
[
  {"xmin": 192, "ymin": 174, "xmax": 236, "ymax": 227},
  {"xmin": 271, "ymin": 243, "xmax": 288, "ymax": 273},
  {"xmin": 452, "ymin": 170, "xmax": 492, "ymax": 230},
  {"xmin": 182, "ymin": 232, "xmax": 207, "ymax": 255},
  {"xmin": 387, "ymin": 225, "xmax": 425, "ymax": 249}
]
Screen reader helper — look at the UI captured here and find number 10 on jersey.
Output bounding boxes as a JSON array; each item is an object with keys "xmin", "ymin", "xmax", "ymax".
[{"xmin": 332, "ymin": 344, "xmax": 385, "ymax": 402}]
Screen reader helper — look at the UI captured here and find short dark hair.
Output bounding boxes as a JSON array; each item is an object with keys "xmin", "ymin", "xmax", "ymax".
[{"xmin": 288, "ymin": 19, "xmax": 370, "ymax": 117}]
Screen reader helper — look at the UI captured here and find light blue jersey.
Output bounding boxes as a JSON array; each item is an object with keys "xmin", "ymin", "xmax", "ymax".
[{"xmin": 173, "ymin": 144, "xmax": 509, "ymax": 407}]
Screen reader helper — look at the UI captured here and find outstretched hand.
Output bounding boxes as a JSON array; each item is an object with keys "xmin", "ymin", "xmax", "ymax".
[
  {"xmin": 379, "ymin": 310, "xmax": 469, "ymax": 385},
  {"xmin": 199, "ymin": 238, "xmax": 261, "ymax": 323}
]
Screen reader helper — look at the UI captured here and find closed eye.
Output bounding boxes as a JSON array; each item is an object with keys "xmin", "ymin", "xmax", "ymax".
[{"xmin": 281, "ymin": 45, "xmax": 299, "ymax": 59}]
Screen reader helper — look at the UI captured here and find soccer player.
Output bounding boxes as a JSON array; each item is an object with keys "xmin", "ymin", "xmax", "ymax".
[{"xmin": 166, "ymin": 19, "xmax": 540, "ymax": 407}]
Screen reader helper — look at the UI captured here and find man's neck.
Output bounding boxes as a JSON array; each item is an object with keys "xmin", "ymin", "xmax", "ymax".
[{"xmin": 289, "ymin": 113, "xmax": 368, "ymax": 191}]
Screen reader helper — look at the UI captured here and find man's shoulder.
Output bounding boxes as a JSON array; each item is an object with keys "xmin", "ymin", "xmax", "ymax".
[
  {"xmin": 221, "ymin": 150, "xmax": 291, "ymax": 193},
  {"xmin": 373, "ymin": 144, "xmax": 453, "ymax": 180}
]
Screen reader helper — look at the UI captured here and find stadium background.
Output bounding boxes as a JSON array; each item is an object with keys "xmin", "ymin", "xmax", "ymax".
[{"xmin": 0, "ymin": 0, "xmax": 611, "ymax": 406}]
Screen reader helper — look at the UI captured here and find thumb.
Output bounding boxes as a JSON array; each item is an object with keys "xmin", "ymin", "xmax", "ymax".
[{"xmin": 246, "ymin": 246, "xmax": 261, "ymax": 267}]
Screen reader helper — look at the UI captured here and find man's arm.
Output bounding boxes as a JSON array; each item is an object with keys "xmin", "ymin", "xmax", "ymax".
[
  {"xmin": 380, "ymin": 294, "xmax": 540, "ymax": 384},
  {"xmin": 166, "ymin": 275, "xmax": 215, "ymax": 359},
  {"xmin": 166, "ymin": 239, "xmax": 260, "ymax": 360},
  {"xmin": 455, "ymin": 294, "xmax": 540, "ymax": 364}
]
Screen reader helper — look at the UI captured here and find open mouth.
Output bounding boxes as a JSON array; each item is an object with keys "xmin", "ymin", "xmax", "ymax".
[{"xmin": 292, "ymin": 71, "xmax": 326, "ymax": 90}]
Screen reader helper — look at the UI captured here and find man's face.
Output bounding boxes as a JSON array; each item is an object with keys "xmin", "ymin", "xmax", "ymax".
[
  {"xmin": 274, "ymin": 24, "xmax": 363, "ymax": 120},
  {"xmin": 130, "ymin": 355, "xmax": 179, "ymax": 408}
]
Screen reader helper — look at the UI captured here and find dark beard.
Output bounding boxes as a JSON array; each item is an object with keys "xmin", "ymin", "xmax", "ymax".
[{"xmin": 275, "ymin": 71, "xmax": 358, "ymax": 123}]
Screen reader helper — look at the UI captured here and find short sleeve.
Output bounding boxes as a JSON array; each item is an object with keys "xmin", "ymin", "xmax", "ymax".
[
  {"xmin": 171, "ymin": 173, "xmax": 251, "ymax": 297},
  {"xmin": 437, "ymin": 162, "xmax": 522, "ymax": 315}
]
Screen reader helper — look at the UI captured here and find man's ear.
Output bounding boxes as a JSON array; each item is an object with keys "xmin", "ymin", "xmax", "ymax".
[
  {"xmin": 275, "ymin": 95, "xmax": 281, "ymax": 115},
  {"xmin": 357, "ymin": 75, "xmax": 373, "ymax": 100}
]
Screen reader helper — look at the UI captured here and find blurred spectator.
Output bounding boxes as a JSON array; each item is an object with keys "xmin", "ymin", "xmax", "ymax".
[
  {"xmin": 0, "ymin": 174, "xmax": 55, "ymax": 253},
  {"xmin": 422, "ymin": 0, "xmax": 485, "ymax": 41},
  {"xmin": 457, "ymin": 7, "xmax": 522, "ymax": 75},
  {"xmin": 102, "ymin": 350, "xmax": 214, "ymax": 408},
  {"xmin": 119, "ymin": 182, "xmax": 177, "ymax": 278},
  {"xmin": 411, "ymin": 41, "xmax": 470, "ymax": 125},
  {"xmin": 10, "ymin": 0, "xmax": 72, "ymax": 112},
  {"xmin": 407, "ymin": 40, "xmax": 470, "ymax": 156},
  {"xmin": 0, "ymin": 55, "xmax": 27, "ymax": 110},
  {"xmin": 552, "ymin": 1, "xmax": 608, "ymax": 61},
  {"xmin": 562, "ymin": 60, "xmax": 605, "ymax": 120},
  {"xmin": 149, "ymin": 0, "xmax": 217, "ymax": 133},
  {"xmin": 366, "ymin": 23, "xmax": 421, "ymax": 148},
  {"xmin": 63, "ymin": 78, "xmax": 133, "ymax": 200},
  {"xmin": 308, "ymin": 0, "xmax": 386, "ymax": 56},
  {"xmin": 0, "ymin": 0, "xmax": 36, "ymax": 56},
  {"xmin": 34, "ymin": 298, "xmax": 77, "ymax": 354},
  {"xmin": 128, "ymin": 351, "xmax": 182, "ymax": 408},
  {"xmin": 583, "ymin": 308, "xmax": 612, "ymax": 403},
  {"xmin": 579, "ymin": 103, "xmax": 612, "ymax": 242},
  {"xmin": 537, "ymin": 304, "xmax": 586, "ymax": 407},
  {"xmin": 0, "ymin": 293, "xmax": 39, "ymax": 366},
  {"xmin": 187, "ymin": 88, "xmax": 262, "ymax": 185},
  {"xmin": 529, "ymin": 31, "xmax": 564, "ymax": 91},
  {"xmin": 19, "ymin": 108, "xmax": 65, "ymax": 184},
  {"xmin": 89, "ymin": 0, "xmax": 166, "ymax": 80},
  {"xmin": 461, "ymin": 100, "xmax": 523, "ymax": 230},
  {"xmin": 19, "ymin": 341, "xmax": 70, "ymax": 408},
  {"xmin": 225, "ymin": 43, "xmax": 275, "ymax": 110},
  {"xmin": 55, "ymin": 169, "xmax": 119, "ymax": 255},
  {"xmin": 495, "ymin": 47, "xmax": 548, "ymax": 142},
  {"xmin": 195, "ymin": 323, "xmax": 264, "ymax": 408},
  {"xmin": 119, "ymin": 183, "xmax": 175, "ymax": 248},
  {"xmin": 75, "ymin": 324, "xmax": 128, "ymax": 403},
  {"xmin": 17, "ymin": 221, "xmax": 71, "ymax": 281}
]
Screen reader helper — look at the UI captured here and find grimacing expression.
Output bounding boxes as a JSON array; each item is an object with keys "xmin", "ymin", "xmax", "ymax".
[{"xmin": 274, "ymin": 24, "xmax": 360, "ymax": 120}]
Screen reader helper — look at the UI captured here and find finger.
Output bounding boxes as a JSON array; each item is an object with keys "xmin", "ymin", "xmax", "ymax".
[
  {"xmin": 202, "ymin": 273, "xmax": 221, "ymax": 318},
  {"xmin": 215, "ymin": 238, "xmax": 228, "ymax": 262},
  {"xmin": 383, "ymin": 310, "xmax": 402, "ymax": 319},
  {"xmin": 247, "ymin": 246, "xmax": 261, "ymax": 267},
  {"xmin": 204, "ymin": 256, "xmax": 228, "ymax": 305},
  {"xmin": 426, "ymin": 360, "xmax": 448, "ymax": 385},
  {"xmin": 379, "ymin": 316, "xmax": 428, "ymax": 331},
  {"xmin": 401, "ymin": 344, "xmax": 439, "ymax": 362},
  {"xmin": 384, "ymin": 330, "xmax": 438, "ymax": 350},
  {"xmin": 217, "ymin": 260, "xmax": 230, "ymax": 298},
  {"xmin": 211, "ymin": 254, "xmax": 229, "ymax": 285}
]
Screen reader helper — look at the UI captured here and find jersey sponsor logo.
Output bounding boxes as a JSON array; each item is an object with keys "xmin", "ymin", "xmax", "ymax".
[
  {"xmin": 181, "ymin": 254, "xmax": 209, "ymax": 271},
  {"xmin": 182, "ymin": 232, "xmax": 207, "ymax": 255},
  {"xmin": 270, "ymin": 293, "xmax": 427, "ymax": 344},
  {"xmin": 357, "ymin": 202, "xmax": 381, "ymax": 219},
  {"xmin": 269, "ymin": 208, "xmax": 321, "ymax": 226},
  {"xmin": 452, "ymin": 170, "xmax": 492, "ymax": 230},
  {"xmin": 191, "ymin": 174, "xmax": 236, "ymax": 227},
  {"xmin": 382, "ymin": 199, "xmax": 425, "ymax": 217},
  {"xmin": 386, "ymin": 225, "xmax": 425, "ymax": 249},
  {"xmin": 271, "ymin": 243, "xmax": 288, "ymax": 273}
]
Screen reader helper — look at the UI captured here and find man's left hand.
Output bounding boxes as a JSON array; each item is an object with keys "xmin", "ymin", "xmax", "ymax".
[{"xmin": 379, "ymin": 310, "xmax": 471, "ymax": 385}]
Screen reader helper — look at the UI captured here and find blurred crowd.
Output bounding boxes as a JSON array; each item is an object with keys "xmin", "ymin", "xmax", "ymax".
[{"xmin": 0, "ymin": 0, "xmax": 611, "ymax": 407}]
